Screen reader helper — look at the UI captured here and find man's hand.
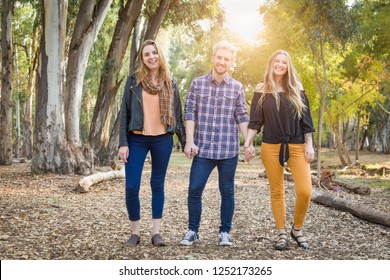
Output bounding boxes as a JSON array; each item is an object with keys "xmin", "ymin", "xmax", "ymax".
[{"xmin": 184, "ymin": 143, "xmax": 199, "ymax": 159}]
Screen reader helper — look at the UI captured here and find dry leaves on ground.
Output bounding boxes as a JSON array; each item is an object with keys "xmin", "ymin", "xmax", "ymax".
[{"xmin": 0, "ymin": 152, "xmax": 389, "ymax": 260}]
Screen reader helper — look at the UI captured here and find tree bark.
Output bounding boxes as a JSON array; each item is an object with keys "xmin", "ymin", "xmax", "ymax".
[
  {"xmin": 21, "ymin": 23, "xmax": 38, "ymax": 159},
  {"xmin": 0, "ymin": 0, "xmax": 14, "ymax": 165},
  {"xmin": 89, "ymin": 0, "xmax": 144, "ymax": 160},
  {"xmin": 326, "ymin": 108, "xmax": 352, "ymax": 166},
  {"xmin": 144, "ymin": 0, "xmax": 170, "ymax": 40},
  {"xmin": 32, "ymin": 0, "xmax": 93, "ymax": 175},
  {"xmin": 98, "ymin": 109, "xmax": 121, "ymax": 164},
  {"xmin": 65, "ymin": 0, "xmax": 112, "ymax": 146},
  {"xmin": 315, "ymin": 35, "xmax": 327, "ymax": 180},
  {"xmin": 311, "ymin": 190, "xmax": 390, "ymax": 227},
  {"xmin": 129, "ymin": 15, "xmax": 143, "ymax": 74},
  {"xmin": 355, "ymin": 108, "xmax": 361, "ymax": 162}
]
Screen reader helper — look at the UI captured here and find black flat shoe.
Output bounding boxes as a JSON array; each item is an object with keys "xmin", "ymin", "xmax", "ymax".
[
  {"xmin": 126, "ymin": 234, "xmax": 140, "ymax": 246},
  {"xmin": 151, "ymin": 233, "xmax": 166, "ymax": 246},
  {"xmin": 274, "ymin": 232, "xmax": 288, "ymax": 251},
  {"xmin": 290, "ymin": 228, "xmax": 310, "ymax": 249}
]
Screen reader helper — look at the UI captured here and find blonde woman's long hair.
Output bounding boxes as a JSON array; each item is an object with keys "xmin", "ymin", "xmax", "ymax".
[
  {"xmin": 136, "ymin": 39, "xmax": 172, "ymax": 88},
  {"xmin": 256, "ymin": 50, "xmax": 306, "ymax": 119}
]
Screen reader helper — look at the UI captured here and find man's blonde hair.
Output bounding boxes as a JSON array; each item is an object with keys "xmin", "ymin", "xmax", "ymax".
[{"xmin": 212, "ymin": 40, "xmax": 238, "ymax": 62}]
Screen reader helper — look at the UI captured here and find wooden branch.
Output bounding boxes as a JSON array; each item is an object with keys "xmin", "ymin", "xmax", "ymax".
[
  {"xmin": 377, "ymin": 102, "xmax": 390, "ymax": 115},
  {"xmin": 311, "ymin": 190, "xmax": 390, "ymax": 227},
  {"xmin": 77, "ymin": 167, "xmax": 125, "ymax": 193}
]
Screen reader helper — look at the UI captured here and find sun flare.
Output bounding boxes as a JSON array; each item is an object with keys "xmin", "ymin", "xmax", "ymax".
[{"xmin": 219, "ymin": 0, "xmax": 265, "ymax": 43}]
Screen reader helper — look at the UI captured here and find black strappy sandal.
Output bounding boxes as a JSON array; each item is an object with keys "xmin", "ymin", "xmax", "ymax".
[
  {"xmin": 290, "ymin": 227, "xmax": 310, "ymax": 249},
  {"xmin": 274, "ymin": 232, "xmax": 288, "ymax": 251}
]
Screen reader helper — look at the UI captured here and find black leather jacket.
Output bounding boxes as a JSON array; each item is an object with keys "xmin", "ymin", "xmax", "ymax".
[{"xmin": 119, "ymin": 74, "xmax": 186, "ymax": 150}]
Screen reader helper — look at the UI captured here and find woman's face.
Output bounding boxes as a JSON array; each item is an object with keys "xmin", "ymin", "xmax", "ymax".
[
  {"xmin": 142, "ymin": 44, "xmax": 160, "ymax": 72},
  {"xmin": 273, "ymin": 53, "xmax": 288, "ymax": 78}
]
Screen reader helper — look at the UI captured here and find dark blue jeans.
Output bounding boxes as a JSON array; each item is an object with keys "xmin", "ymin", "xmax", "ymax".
[
  {"xmin": 125, "ymin": 132, "xmax": 173, "ymax": 221},
  {"xmin": 187, "ymin": 155, "xmax": 238, "ymax": 233}
]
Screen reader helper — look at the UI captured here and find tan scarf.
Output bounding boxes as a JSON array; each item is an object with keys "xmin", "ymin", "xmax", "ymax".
[{"xmin": 142, "ymin": 75, "xmax": 175, "ymax": 126}]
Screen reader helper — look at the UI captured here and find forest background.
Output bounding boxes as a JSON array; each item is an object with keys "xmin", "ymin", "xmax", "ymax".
[
  {"xmin": 0, "ymin": 0, "xmax": 389, "ymax": 175},
  {"xmin": 0, "ymin": 2, "xmax": 389, "ymax": 278}
]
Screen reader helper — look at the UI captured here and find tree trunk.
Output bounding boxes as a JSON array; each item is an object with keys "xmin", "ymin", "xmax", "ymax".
[
  {"xmin": 21, "ymin": 25, "xmax": 38, "ymax": 159},
  {"xmin": 65, "ymin": 0, "xmax": 112, "ymax": 146},
  {"xmin": 129, "ymin": 15, "xmax": 143, "ymax": 74},
  {"xmin": 14, "ymin": 49, "xmax": 21, "ymax": 158},
  {"xmin": 15, "ymin": 96, "xmax": 21, "ymax": 158},
  {"xmin": 332, "ymin": 120, "xmax": 351, "ymax": 166},
  {"xmin": 144, "ymin": 0, "xmax": 170, "ymax": 40},
  {"xmin": 386, "ymin": 115, "xmax": 390, "ymax": 154},
  {"xmin": 311, "ymin": 190, "xmax": 390, "ymax": 227},
  {"xmin": 342, "ymin": 119, "xmax": 349, "ymax": 146},
  {"xmin": 0, "ymin": 0, "xmax": 14, "ymax": 166},
  {"xmin": 98, "ymin": 110, "xmax": 121, "ymax": 164},
  {"xmin": 89, "ymin": 0, "xmax": 144, "ymax": 160},
  {"xmin": 315, "ymin": 35, "xmax": 327, "ymax": 180},
  {"xmin": 355, "ymin": 108, "xmax": 361, "ymax": 162},
  {"xmin": 32, "ymin": 0, "xmax": 93, "ymax": 175}
]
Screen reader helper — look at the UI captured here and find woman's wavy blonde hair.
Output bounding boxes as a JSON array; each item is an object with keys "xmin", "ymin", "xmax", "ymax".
[
  {"xmin": 136, "ymin": 39, "xmax": 172, "ymax": 88},
  {"xmin": 256, "ymin": 50, "xmax": 306, "ymax": 119}
]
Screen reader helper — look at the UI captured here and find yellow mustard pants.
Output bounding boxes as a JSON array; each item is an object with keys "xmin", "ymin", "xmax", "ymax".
[{"xmin": 261, "ymin": 142, "xmax": 312, "ymax": 229}]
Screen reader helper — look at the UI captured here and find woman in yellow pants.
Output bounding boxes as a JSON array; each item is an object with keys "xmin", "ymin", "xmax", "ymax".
[{"xmin": 244, "ymin": 50, "xmax": 315, "ymax": 250}]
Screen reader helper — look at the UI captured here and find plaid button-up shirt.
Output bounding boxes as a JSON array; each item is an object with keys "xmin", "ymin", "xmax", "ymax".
[{"xmin": 185, "ymin": 73, "xmax": 249, "ymax": 160}]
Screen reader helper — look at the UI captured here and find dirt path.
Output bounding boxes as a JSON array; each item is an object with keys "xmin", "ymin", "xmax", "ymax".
[{"xmin": 0, "ymin": 152, "xmax": 389, "ymax": 260}]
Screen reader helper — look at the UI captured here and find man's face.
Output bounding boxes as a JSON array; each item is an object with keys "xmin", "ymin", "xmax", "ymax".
[{"xmin": 212, "ymin": 48, "xmax": 233, "ymax": 76}]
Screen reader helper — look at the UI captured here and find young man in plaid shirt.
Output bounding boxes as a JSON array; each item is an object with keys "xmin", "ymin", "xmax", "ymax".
[{"xmin": 180, "ymin": 40, "xmax": 249, "ymax": 246}]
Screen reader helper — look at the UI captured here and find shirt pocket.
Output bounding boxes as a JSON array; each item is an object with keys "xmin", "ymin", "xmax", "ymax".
[{"xmin": 222, "ymin": 92, "xmax": 237, "ymax": 111}]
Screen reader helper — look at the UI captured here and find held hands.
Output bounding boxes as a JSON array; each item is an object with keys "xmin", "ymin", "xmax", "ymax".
[
  {"xmin": 244, "ymin": 145, "xmax": 255, "ymax": 162},
  {"xmin": 184, "ymin": 143, "xmax": 199, "ymax": 159},
  {"xmin": 118, "ymin": 146, "xmax": 129, "ymax": 164}
]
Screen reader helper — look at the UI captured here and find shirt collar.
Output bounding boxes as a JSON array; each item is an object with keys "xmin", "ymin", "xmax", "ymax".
[{"xmin": 207, "ymin": 71, "xmax": 231, "ymax": 85}]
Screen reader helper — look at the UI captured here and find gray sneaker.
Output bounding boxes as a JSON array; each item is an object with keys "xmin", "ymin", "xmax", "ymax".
[
  {"xmin": 218, "ymin": 232, "xmax": 233, "ymax": 246},
  {"xmin": 179, "ymin": 230, "xmax": 199, "ymax": 245}
]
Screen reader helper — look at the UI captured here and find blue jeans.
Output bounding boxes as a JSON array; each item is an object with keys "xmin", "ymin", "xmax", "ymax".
[
  {"xmin": 187, "ymin": 155, "xmax": 238, "ymax": 233},
  {"xmin": 125, "ymin": 132, "xmax": 173, "ymax": 221}
]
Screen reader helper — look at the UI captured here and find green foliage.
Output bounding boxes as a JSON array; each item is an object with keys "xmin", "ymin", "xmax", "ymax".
[{"xmin": 8, "ymin": 0, "xmax": 390, "ymax": 153}]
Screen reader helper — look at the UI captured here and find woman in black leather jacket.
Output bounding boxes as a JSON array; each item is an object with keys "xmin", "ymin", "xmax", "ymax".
[{"xmin": 118, "ymin": 39, "xmax": 185, "ymax": 247}]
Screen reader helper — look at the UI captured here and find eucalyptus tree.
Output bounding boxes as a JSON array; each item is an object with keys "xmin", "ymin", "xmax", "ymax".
[
  {"xmin": 13, "ymin": 1, "xmax": 40, "ymax": 159},
  {"xmin": 64, "ymin": 0, "xmax": 112, "ymax": 151},
  {"xmin": 32, "ymin": 0, "xmax": 93, "ymax": 174},
  {"xmin": 88, "ymin": 0, "xmax": 144, "ymax": 163},
  {"xmin": 0, "ymin": 0, "xmax": 14, "ymax": 165}
]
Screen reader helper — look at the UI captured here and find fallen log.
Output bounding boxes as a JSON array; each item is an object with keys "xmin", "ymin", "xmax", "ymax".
[
  {"xmin": 311, "ymin": 190, "xmax": 390, "ymax": 227},
  {"xmin": 319, "ymin": 169, "xmax": 371, "ymax": 195},
  {"xmin": 77, "ymin": 165, "xmax": 125, "ymax": 193}
]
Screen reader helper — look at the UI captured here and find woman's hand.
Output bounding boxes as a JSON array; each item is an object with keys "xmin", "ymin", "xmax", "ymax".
[
  {"xmin": 244, "ymin": 145, "xmax": 255, "ymax": 162},
  {"xmin": 304, "ymin": 133, "xmax": 315, "ymax": 163},
  {"xmin": 118, "ymin": 146, "xmax": 129, "ymax": 164},
  {"xmin": 304, "ymin": 144, "xmax": 315, "ymax": 163}
]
